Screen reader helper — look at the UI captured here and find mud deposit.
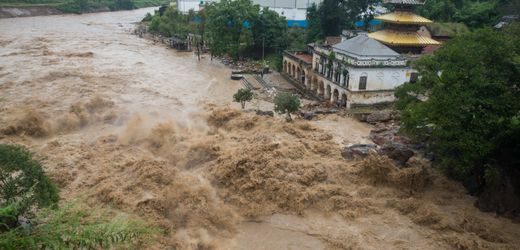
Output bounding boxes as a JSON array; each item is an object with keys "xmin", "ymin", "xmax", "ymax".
[{"xmin": 1, "ymin": 8, "xmax": 520, "ymax": 249}]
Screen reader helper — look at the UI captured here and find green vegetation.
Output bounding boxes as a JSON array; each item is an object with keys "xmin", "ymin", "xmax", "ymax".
[
  {"xmin": 1, "ymin": 202, "xmax": 158, "ymax": 249},
  {"xmin": 394, "ymin": 24, "xmax": 520, "ymax": 196},
  {"xmin": 205, "ymin": 0, "xmax": 287, "ymax": 59},
  {"xmin": 306, "ymin": 0, "xmax": 381, "ymax": 41},
  {"xmin": 274, "ymin": 92, "xmax": 301, "ymax": 121},
  {"xmin": 417, "ymin": 0, "xmax": 520, "ymax": 29},
  {"xmin": 147, "ymin": 0, "xmax": 296, "ymax": 63},
  {"xmin": 0, "ymin": 144, "xmax": 158, "ymax": 249},
  {"xmin": 0, "ymin": 144, "xmax": 58, "ymax": 231},
  {"xmin": 0, "ymin": 0, "xmax": 169, "ymax": 13},
  {"xmin": 426, "ymin": 22, "xmax": 470, "ymax": 37},
  {"xmin": 233, "ymin": 88, "xmax": 254, "ymax": 109}
]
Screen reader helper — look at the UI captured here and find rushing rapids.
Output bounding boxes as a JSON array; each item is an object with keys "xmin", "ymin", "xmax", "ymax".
[{"xmin": 1, "ymin": 8, "xmax": 520, "ymax": 249}]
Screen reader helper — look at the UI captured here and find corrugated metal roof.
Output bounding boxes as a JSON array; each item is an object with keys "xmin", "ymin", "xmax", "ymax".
[
  {"xmin": 332, "ymin": 34, "xmax": 400, "ymax": 59},
  {"xmin": 368, "ymin": 30, "xmax": 440, "ymax": 46},
  {"xmin": 375, "ymin": 11, "xmax": 433, "ymax": 25}
]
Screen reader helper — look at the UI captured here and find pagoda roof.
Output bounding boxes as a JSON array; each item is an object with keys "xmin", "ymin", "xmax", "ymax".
[
  {"xmin": 383, "ymin": 0, "xmax": 425, "ymax": 5},
  {"xmin": 368, "ymin": 30, "xmax": 440, "ymax": 46},
  {"xmin": 375, "ymin": 11, "xmax": 433, "ymax": 25},
  {"xmin": 332, "ymin": 34, "xmax": 400, "ymax": 60}
]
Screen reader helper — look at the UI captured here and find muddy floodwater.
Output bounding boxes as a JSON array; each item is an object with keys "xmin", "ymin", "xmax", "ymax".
[{"xmin": 1, "ymin": 8, "xmax": 520, "ymax": 250}]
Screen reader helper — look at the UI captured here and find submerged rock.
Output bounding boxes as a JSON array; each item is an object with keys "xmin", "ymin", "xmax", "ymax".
[
  {"xmin": 341, "ymin": 144, "xmax": 377, "ymax": 159},
  {"xmin": 256, "ymin": 110, "xmax": 274, "ymax": 117},
  {"xmin": 378, "ymin": 143, "xmax": 415, "ymax": 166}
]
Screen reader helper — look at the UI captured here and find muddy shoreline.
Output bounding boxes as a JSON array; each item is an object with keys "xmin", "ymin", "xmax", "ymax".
[{"xmin": 0, "ymin": 5, "xmax": 159, "ymax": 19}]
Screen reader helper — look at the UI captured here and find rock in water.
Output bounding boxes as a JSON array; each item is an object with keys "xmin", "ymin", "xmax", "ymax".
[
  {"xmin": 378, "ymin": 143, "xmax": 414, "ymax": 166},
  {"xmin": 366, "ymin": 111, "xmax": 392, "ymax": 123},
  {"xmin": 341, "ymin": 144, "xmax": 377, "ymax": 159}
]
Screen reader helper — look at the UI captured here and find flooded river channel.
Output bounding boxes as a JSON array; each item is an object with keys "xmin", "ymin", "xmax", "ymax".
[{"xmin": 2, "ymin": 8, "xmax": 520, "ymax": 250}]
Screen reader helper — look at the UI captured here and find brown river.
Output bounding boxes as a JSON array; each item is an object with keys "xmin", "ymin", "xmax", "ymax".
[{"xmin": 1, "ymin": 8, "xmax": 520, "ymax": 249}]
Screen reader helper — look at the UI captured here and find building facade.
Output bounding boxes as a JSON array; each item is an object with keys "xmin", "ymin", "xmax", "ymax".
[{"xmin": 283, "ymin": 34, "xmax": 418, "ymax": 109}]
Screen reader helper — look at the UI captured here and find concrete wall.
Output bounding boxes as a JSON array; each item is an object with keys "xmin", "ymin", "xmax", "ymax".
[{"xmin": 346, "ymin": 67, "xmax": 414, "ymax": 91}]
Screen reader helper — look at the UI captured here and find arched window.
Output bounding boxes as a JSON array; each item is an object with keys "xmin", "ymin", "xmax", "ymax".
[
  {"xmin": 410, "ymin": 72, "xmax": 419, "ymax": 83},
  {"xmin": 359, "ymin": 73, "xmax": 368, "ymax": 90},
  {"xmin": 342, "ymin": 69, "xmax": 349, "ymax": 87}
]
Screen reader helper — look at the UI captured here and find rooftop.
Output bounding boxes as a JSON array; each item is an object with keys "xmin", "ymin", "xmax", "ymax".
[
  {"xmin": 368, "ymin": 30, "xmax": 440, "ymax": 46},
  {"xmin": 293, "ymin": 52, "xmax": 313, "ymax": 64},
  {"xmin": 375, "ymin": 11, "xmax": 433, "ymax": 25},
  {"xmin": 332, "ymin": 34, "xmax": 400, "ymax": 59}
]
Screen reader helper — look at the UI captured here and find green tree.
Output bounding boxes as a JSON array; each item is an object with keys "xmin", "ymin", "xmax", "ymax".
[
  {"xmin": 394, "ymin": 26, "xmax": 520, "ymax": 184},
  {"xmin": 306, "ymin": 0, "xmax": 380, "ymax": 40},
  {"xmin": 206, "ymin": 0, "xmax": 260, "ymax": 59},
  {"xmin": 253, "ymin": 7, "xmax": 287, "ymax": 53},
  {"xmin": 0, "ymin": 144, "xmax": 58, "ymax": 231},
  {"xmin": 233, "ymin": 88, "xmax": 254, "ymax": 109},
  {"xmin": 418, "ymin": 0, "xmax": 506, "ymax": 29},
  {"xmin": 306, "ymin": 3, "xmax": 321, "ymax": 43},
  {"xmin": 274, "ymin": 92, "xmax": 301, "ymax": 121}
]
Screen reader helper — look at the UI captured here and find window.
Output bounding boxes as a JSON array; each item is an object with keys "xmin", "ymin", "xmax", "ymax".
[
  {"xmin": 410, "ymin": 72, "xmax": 419, "ymax": 83},
  {"xmin": 359, "ymin": 76, "xmax": 367, "ymax": 90}
]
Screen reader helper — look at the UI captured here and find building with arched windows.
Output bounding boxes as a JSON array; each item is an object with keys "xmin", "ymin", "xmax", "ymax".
[
  {"xmin": 282, "ymin": 0, "xmax": 435, "ymax": 109},
  {"xmin": 283, "ymin": 33, "xmax": 417, "ymax": 109}
]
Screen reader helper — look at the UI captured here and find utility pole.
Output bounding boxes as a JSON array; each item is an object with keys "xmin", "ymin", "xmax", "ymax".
[{"xmin": 262, "ymin": 36, "xmax": 265, "ymax": 62}]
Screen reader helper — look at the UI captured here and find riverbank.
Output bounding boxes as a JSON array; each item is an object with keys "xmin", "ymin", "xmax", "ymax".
[{"xmin": 0, "ymin": 0, "xmax": 167, "ymax": 18}]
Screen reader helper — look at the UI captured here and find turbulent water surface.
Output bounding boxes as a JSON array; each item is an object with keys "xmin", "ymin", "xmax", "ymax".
[{"xmin": 1, "ymin": 8, "xmax": 520, "ymax": 250}]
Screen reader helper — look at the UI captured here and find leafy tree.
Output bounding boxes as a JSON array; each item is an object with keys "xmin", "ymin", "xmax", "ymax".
[
  {"xmin": 233, "ymin": 88, "xmax": 254, "ymax": 109},
  {"xmin": 252, "ymin": 7, "xmax": 287, "ymax": 53},
  {"xmin": 394, "ymin": 26, "xmax": 520, "ymax": 187},
  {"xmin": 206, "ymin": 0, "xmax": 260, "ymax": 59},
  {"xmin": 306, "ymin": 0, "xmax": 381, "ymax": 40},
  {"xmin": 0, "ymin": 144, "xmax": 58, "ymax": 231},
  {"xmin": 274, "ymin": 92, "xmax": 301, "ymax": 121},
  {"xmin": 306, "ymin": 3, "xmax": 321, "ymax": 43},
  {"xmin": 417, "ymin": 0, "xmax": 512, "ymax": 29}
]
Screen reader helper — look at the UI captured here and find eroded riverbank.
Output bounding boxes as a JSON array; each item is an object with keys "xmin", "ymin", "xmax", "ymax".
[{"xmin": 1, "ymin": 8, "xmax": 520, "ymax": 249}]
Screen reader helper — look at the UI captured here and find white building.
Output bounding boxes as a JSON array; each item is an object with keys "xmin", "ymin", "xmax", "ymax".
[
  {"xmin": 283, "ymin": 33, "xmax": 418, "ymax": 108},
  {"xmin": 176, "ymin": 0, "xmax": 321, "ymax": 24}
]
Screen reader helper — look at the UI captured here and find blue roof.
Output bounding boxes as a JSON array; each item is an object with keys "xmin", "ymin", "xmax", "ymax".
[
  {"xmin": 287, "ymin": 20, "xmax": 308, "ymax": 28},
  {"xmin": 369, "ymin": 19, "xmax": 383, "ymax": 25},
  {"xmin": 355, "ymin": 21, "xmax": 366, "ymax": 27}
]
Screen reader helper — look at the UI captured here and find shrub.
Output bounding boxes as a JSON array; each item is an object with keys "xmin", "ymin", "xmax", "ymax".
[
  {"xmin": 233, "ymin": 88, "xmax": 254, "ymax": 109},
  {"xmin": 0, "ymin": 144, "xmax": 58, "ymax": 231},
  {"xmin": 274, "ymin": 92, "xmax": 300, "ymax": 121}
]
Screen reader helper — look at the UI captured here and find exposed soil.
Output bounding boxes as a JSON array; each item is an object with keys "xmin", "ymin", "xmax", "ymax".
[{"xmin": 1, "ymin": 8, "xmax": 519, "ymax": 249}]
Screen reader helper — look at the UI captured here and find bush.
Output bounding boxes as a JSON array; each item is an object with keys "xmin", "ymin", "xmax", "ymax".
[
  {"xmin": 0, "ymin": 144, "xmax": 58, "ymax": 231},
  {"xmin": 0, "ymin": 202, "xmax": 159, "ymax": 249},
  {"xmin": 274, "ymin": 92, "xmax": 300, "ymax": 121},
  {"xmin": 233, "ymin": 88, "xmax": 254, "ymax": 109}
]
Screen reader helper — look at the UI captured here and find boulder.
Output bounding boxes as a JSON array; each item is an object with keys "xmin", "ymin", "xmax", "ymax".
[
  {"xmin": 256, "ymin": 110, "xmax": 274, "ymax": 117},
  {"xmin": 378, "ymin": 143, "xmax": 414, "ymax": 166},
  {"xmin": 300, "ymin": 111, "xmax": 315, "ymax": 120},
  {"xmin": 366, "ymin": 111, "xmax": 392, "ymax": 123},
  {"xmin": 341, "ymin": 144, "xmax": 377, "ymax": 160}
]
